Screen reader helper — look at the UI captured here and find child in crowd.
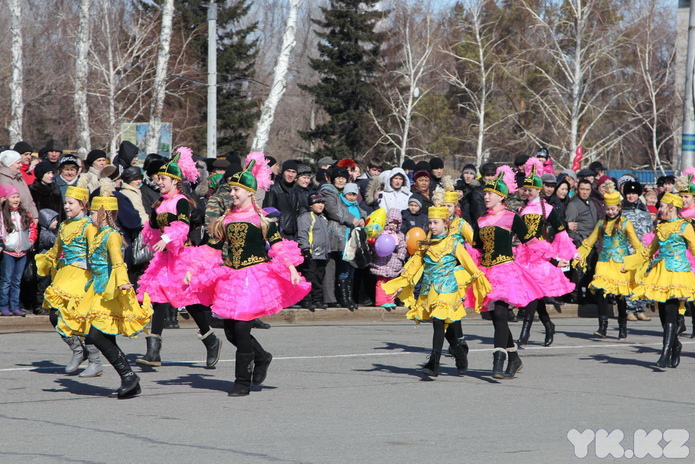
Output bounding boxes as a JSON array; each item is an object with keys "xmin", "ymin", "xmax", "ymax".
[
  {"xmin": 0, "ymin": 186, "xmax": 38, "ymax": 316},
  {"xmin": 400, "ymin": 197, "xmax": 428, "ymax": 237},
  {"xmin": 33, "ymin": 209, "xmax": 60, "ymax": 315},
  {"xmin": 297, "ymin": 193, "xmax": 330, "ymax": 311},
  {"xmin": 370, "ymin": 209, "xmax": 407, "ymax": 309}
]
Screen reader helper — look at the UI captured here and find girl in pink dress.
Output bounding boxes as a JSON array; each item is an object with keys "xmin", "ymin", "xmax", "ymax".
[
  {"xmin": 676, "ymin": 169, "xmax": 695, "ymax": 337},
  {"xmin": 136, "ymin": 147, "xmax": 222, "ymax": 368},
  {"xmin": 185, "ymin": 153, "xmax": 311, "ymax": 396}
]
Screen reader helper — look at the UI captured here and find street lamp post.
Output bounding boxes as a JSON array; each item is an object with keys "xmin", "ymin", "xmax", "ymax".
[
  {"xmin": 681, "ymin": 0, "xmax": 695, "ymax": 170},
  {"xmin": 207, "ymin": 1, "xmax": 217, "ymax": 159}
]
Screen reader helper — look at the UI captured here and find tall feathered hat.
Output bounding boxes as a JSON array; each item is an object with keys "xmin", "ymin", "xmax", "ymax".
[
  {"xmin": 227, "ymin": 151, "xmax": 273, "ymax": 193},
  {"xmin": 523, "ymin": 157, "xmax": 545, "ymax": 190},
  {"xmin": 603, "ymin": 180, "xmax": 621, "ymax": 206},
  {"xmin": 91, "ymin": 178, "xmax": 119, "ymax": 211},
  {"xmin": 432, "ymin": 175, "xmax": 458, "ymax": 206},
  {"xmin": 676, "ymin": 167, "xmax": 695, "ymax": 195},
  {"xmin": 157, "ymin": 147, "xmax": 199, "ymax": 183},
  {"xmin": 484, "ymin": 165, "xmax": 517, "ymax": 198}
]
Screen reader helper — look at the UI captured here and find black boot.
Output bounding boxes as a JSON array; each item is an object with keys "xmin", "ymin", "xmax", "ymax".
[
  {"xmin": 618, "ymin": 317, "xmax": 627, "ymax": 340},
  {"xmin": 542, "ymin": 320, "xmax": 555, "ymax": 347},
  {"xmin": 594, "ymin": 316, "xmax": 608, "ymax": 338},
  {"xmin": 252, "ymin": 319, "xmax": 271, "ymax": 329},
  {"xmin": 252, "ymin": 351, "xmax": 273, "ymax": 385},
  {"xmin": 504, "ymin": 349, "xmax": 523, "ymax": 379},
  {"xmin": 492, "ymin": 349, "xmax": 506, "ymax": 379},
  {"xmin": 199, "ymin": 330, "xmax": 222, "ymax": 368},
  {"xmin": 228, "ymin": 352, "xmax": 254, "ymax": 397},
  {"xmin": 337, "ymin": 278, "xmax": 356, "ymax": 311},
  {"xmin": 135, "ymin": 335, "xmax": 162, "ymax": 367},
  {"xmin": 449, "ymin": 341, "xmax": 468, "ymax": 374},
  {"xmin": 671, "ymin": 336, "xmax": 682, "ymax": 368},
  {"xmin": 677, "ymin": 315, "xmax": 686, "ymax": 335},
  {"xmin": 107, "ymin": 349, "xmax": 141, "ymax": 399},
  {"xmin": 346, "ymin": 278, "xmax": 358, "ymax": 310},
  {"xmin": 656, "ymin": 323, "xmax": 677, "ymax": 368},
  {"xmin": 516, "ymin": 319, "xmax": 532, "ymax": 345},
  {"xmin": 422, "ymin": 350, "xmax": 441, "ymax": 377}
]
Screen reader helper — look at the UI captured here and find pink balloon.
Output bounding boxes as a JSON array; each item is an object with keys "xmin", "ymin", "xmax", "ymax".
[{"xmin": 374, "ymin": 233, "xmax": 396, "ymax": 257}]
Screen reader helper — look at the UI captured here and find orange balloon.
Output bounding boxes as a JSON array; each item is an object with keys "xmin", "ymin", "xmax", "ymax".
[{"xmin": 406, "ymin": 227, "xmax": 426, "ymax": 254}]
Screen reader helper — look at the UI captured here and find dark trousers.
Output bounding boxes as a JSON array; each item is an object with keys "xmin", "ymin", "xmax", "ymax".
[{"xmin": 303, "ymin": 258, "xmax": 327, "ymax": 304}]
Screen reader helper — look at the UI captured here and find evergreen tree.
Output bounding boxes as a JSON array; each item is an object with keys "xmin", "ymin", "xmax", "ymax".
[
  {"xmin": 299, "ymin": 0, "xmax": 388, "ymax": 161},
  {"xmin": 174, "ymin": 0, "xmax": 259, "ymax": 157}
]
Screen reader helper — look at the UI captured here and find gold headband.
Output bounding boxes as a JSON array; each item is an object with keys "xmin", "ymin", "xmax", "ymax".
[{"xmin": 65, "ymin": 186, "xmax": 89, "ymax": 203}]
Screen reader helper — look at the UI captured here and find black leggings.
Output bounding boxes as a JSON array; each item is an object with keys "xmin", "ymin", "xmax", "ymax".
[
  {"xmin": 522, "ymin": 300, "xmax": 551, "ymax": 324},
  {"xmin": 150, "ymin": 303, "xmax": 211, "ymax": 335},
  {"xmin": 491, "ymin": 301, "xmax": 515, "ymax": 349},
  {"xmin": 658, "ymin": 299, "xmax": 679, "ymax": 326},
  {"xmin": 86, "ymin": 326, "xmax": 119, "ymax": 363},
  {"xmin": 596, "ymin": 291, "xmax": 627, "ymax": 319},
  {"xmin": 431, "ymin": 319, "xmax": 461, "ymax": 353}
]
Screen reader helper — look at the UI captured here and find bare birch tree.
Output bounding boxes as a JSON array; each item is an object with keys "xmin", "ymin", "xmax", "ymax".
[
  {"xmin": 251, "ymin": 0, "xmax": 304, "ymax": 152},
  {"xmin": 8, "ymin": 0, "xmax": 23, "ymax": 144},
  {"xmin": 441, "ymin": 0, "xmax": 503, "ymax": 168},
  {"xmin": 370, "ymin": 5, "xmax": 440, "ymax": 166},
  {"xmin": 145, "ymin": 0, "xmax": 175, "ymax": 154},
  {"xmin": 74, "ymin": 0, "xmax": 92, "ymax": 157}
]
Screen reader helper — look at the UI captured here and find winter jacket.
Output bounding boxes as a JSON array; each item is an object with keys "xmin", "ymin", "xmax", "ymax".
[
  {"xmin": 90, "ymin": 187, "xmax": 142, "ymax": 243},
  {"xmin": 80, "ymin": 166, "xmax": 102, "ymax": 193},
  {"xmin": 297, "ymin": 209, "xmax": 330, "ymax": 260},
  {"xmin": 263, "ymin": 178, "xmax": 299, "ymax": 238},
  {"xmin": 622, "ymin": 199, "xmax": 652, "ymax": 247},
  {"xmin": 378, "ymin": 168, "xmax": 411, "ymax": 212},
  {"xmin": 459, "ymin": 180, "xmax": 485, "ymax": 225},
  {"xmin": 400, "ymin": 208, "xmax": 428, "ymax": 235},
  {"xmin": 140, "ymin": 177, "xmax": 160, "ymax": 216},
  {"xmin": 0, "ymin": 165, "xmax": 39, "ymax": 220},
  {"xmin": 119, "ymin": 182, "xmax": 148, "ymax": 226},
  {"xmin": 0, "ymin": 208, "xmax": 38, "ymax": 256},
  {"xmin": 37, "ymin": 209, "xmax": 59, "ymax": 253},
  {"xmin": 370, "ymin": 225, "xmax": 407, "ymax": 278},
  {"xmin": 20, "ymin": 163, "xmax": 35, "ymax": 186},
  {"xmin": 29, "ymin": 180, "xmax": 64, "ymax": 221},
  {"xmin": 319, "ymin": 183, "xmax": 366, "ymax": 252},
  {"xmin": 565, "ymin": 195, "xmax": 599, "ymax": 246},
  {"xmin": 294, "ymin": 183, "xmax": 316, "ymax": 212}
]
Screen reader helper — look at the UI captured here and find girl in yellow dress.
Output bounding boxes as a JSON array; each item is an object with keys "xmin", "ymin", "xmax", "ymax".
[
  {"xmin": 575, "ymin": 181, "xmax": 645, "ymax": 340},
  {"xmin": 56, "ymin": 181, "xmax": 152, "ymax": 397},
  {"xmin": 381, "ymin": 206, "xmax": 490, "ymax": 378},
  {"xmin": 626, "ymin": 193, "xmax": 695, "ymax": 368},
  {"xmin": 36, "ymin": 180, "xmax": 102, "ymax": 376}
]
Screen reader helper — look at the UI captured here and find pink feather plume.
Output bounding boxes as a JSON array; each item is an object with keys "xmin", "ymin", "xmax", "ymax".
[
  {"xmin": 524, "ymin": 156, "xmax": 545, "ymax": 177},
  {"xmin": 496, "ymin": 165, "xmax": 518, "ymax": 195},
  {"xmin": 683, "ymin": 166, "xmax": 695, "ymax": 178},
  {"xmin": 245, "ymin": 151, "xmax": 273, "ymax": 191},
  {"xmin": 174, "ymin": 146, "xmax": 199, "ymax": 183}
]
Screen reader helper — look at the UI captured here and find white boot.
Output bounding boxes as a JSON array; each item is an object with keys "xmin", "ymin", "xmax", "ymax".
[{"xmin": 79, "ymin": 344, "xmax": 103, "ymax": 377}]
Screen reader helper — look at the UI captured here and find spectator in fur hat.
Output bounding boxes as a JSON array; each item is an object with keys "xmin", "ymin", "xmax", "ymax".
[{"xmin": 410, "ymin": 169, "xmax": 433, "ymax": 212}]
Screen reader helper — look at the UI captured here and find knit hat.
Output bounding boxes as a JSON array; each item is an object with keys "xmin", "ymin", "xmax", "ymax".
[
  {"xmin": 541, "ymin": 173, "xmax": 557, "ymax": 185},
  {"xmin": 462, "ymin": 164, "xmax": 476, "ymax": 175},
  {"xmin": 86, "ymin": 150, "xmax": 108, "ymax": 167},
  {"xmin": 330, "ymin": 166, "xmax": 349, "ymax": 182},
  {"xmin": 622, "ymin": 180, "xmax": 643, "ymax": 196},
  {"xmin": 343, "ymin": 183, "xmax": 359, "ymax": 195},
  {"xmin": 0, "ymin": 185, "xmax": 5, "ymax": 198},
  {"xmin": 597, "ymin": 175, "xmax": 612, "ymax": 189},
  {"xmin": 264, "ymin": 155, "xmax": 277, "ymax": 167},
  {"xmin": 536, "ymin": 147, "xmax": 549, "ymax": 159},
  {"xmin": 514, "ymin": 155, "xmax": 529, "ymax": 167},
  {"xmin": 33, "ymin": 161, "xmax": 55, "ymax": 183},
  {"xmin": 647, "ymin": 205, "xmax": 658, "ymax": 214},
  {"xmin": 308, "ymin": 193, "xmax": 325, "ymax": 205},
  {"xmin": 0, "ymin": 150, "xmax": 21, "ymax": 167},
  {"xmin": 480, "ymin": 162, "xmax": 497, "ymax": 176},
  {"xmin": 212, "ymin": 158, "xmax": 230, "ymax": 170},
  {"xmin": 561, "ymin": 169, "xmax": 577, "ymax": 181},
  {"xmin": 122, "ymin": 166, "xmax": 144, "ymax": 183},
  {"xmin": 413, "ymin": 169, "xmax": 430, "ymax": 180},
  {"xmin": 337, "ymin": 158, "xmax": 357, "ymax": 169},
  {"xmin": 4, "ymin": 185, "xmax": 19, "ymax": 198},
  {"xmin": 429, "ymin": 157, "xmax": 444, "ymax": 170},
  {"xmin": 386, "ymin": 208, "xmax": 402, "ymax": 224},
  {"xmin": 58, "ymin": 155, "xmax": 80, "ymax": 170},
  {"xmin": 43, "ymin": 139, "xmax": 63, "ymax": 153},
  {"xmin": 281, "ymin": 160, "xmax": 299, "ymax": 173},
  {"xmin": 408, "ymin": 197, "xmax": 422, "ymax": 208},
  {"xmin": 401, "ymin": 159, "xmax": 416, "ymax": 171},
  {"xmin": 13, "ymin": 141, "xmax": 33, "ymax": 155},
  {"xmin": 297, "ymin": 163, "xmax": 312, "ymax": 177}
]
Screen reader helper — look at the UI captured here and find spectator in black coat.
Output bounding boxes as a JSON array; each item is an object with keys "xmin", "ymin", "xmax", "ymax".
[
  {"xmin": 263, "ymin": 160, "xmax": 300, "ymax": 239},
  {"xmin": 29, "ymin": 161, "xmax": 64, "ymax": 222},
  {"xmin": 294, "ymin": 163, "xmax": 316, "ymax": 212},
  {"xmin": 112, "ymin": 141, "xmax": 140, "ymax": 175}
]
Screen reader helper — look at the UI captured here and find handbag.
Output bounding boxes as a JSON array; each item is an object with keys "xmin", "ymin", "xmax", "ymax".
[{"xmin": 132, "ymin": 233, "xmax": 153, "ymax": 266}]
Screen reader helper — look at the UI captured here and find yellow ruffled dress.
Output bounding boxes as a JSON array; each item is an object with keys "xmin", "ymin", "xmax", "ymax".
[
  {"xmin": 576, "ymin": 217, "xmax": 645, "ymax": 296},
  {"xmin": 56, "ymin": 226, "xmax": 152, "ymax": 338},
  {"xmin": 626, "ymin": 218, "xmax": 695, "ymax": 304},
  {"xmin": 381, "ymin": 232, "xmax": 490, "ymax": 323},
  {"xmin": 36, "ymin": 216, "xmax": 96, "ymax": 313}
]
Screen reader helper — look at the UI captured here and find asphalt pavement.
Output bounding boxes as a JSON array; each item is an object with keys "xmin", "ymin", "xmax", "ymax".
[{"xmin": 0, "ymin": 317, "xmax": 693, "ymax": 463}]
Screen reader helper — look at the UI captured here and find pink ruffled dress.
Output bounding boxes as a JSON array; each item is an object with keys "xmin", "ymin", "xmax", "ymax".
[
  {"xmin": 514, "ymin": 199, "xmax": 576, "ymax": 297},
  {"xmin": 185, "ymin": 208, "xmax": 311, "ymax": 321},
  {"xmin": 680, "ymin": 205, "xmax": 695, "ymax": 271},
  {"xmin": 136, "ymin": 193, "xmax": 201, "ymax": 307},
  {"xmin": 474, "ymin": 209, "xmax": 547, "ymax": 309}
]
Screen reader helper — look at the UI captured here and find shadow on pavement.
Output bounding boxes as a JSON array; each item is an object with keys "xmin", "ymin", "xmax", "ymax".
[
  {"xmin": 17, "ymin": 360, "xmax": 67, "ymax": 375},
  {"xmin": 43, "ymin": 378, "xmax": 114, "ymax": 397}
]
